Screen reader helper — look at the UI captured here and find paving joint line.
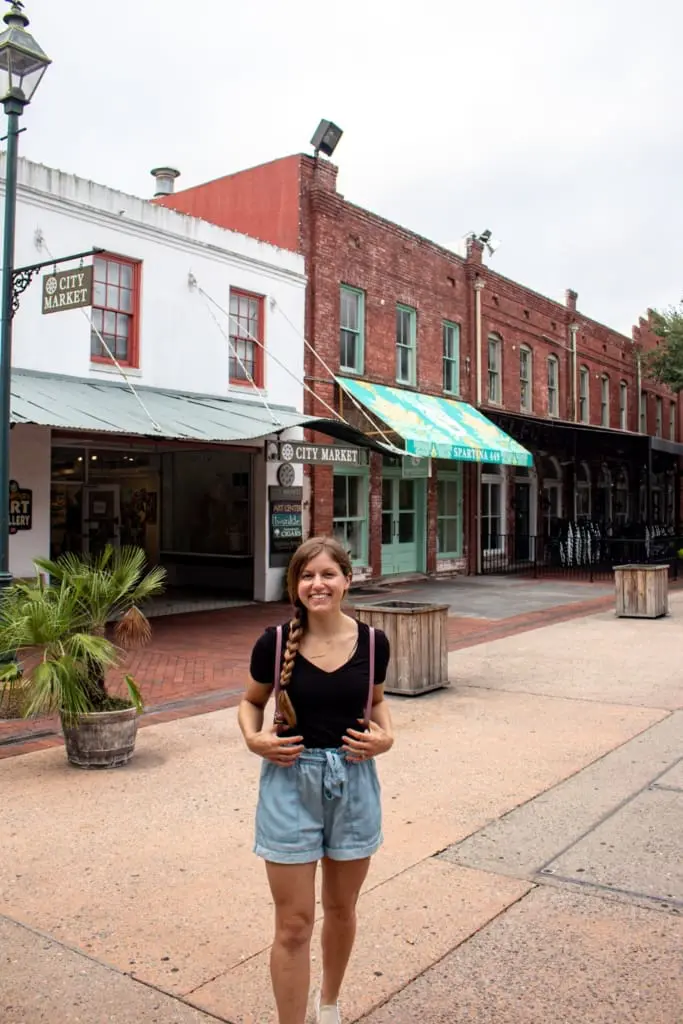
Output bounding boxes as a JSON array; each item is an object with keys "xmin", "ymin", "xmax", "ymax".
[
  {"xmin": 534, "ymin": 871, "xmax": 683, "ymax": 913},
  {"xmin": 0, "ymin": 911, "xmax": 237, "ymax": 1023},
  {"xmin": 455, "ymin": 683, "xmax": 675, "ymax": 712}
]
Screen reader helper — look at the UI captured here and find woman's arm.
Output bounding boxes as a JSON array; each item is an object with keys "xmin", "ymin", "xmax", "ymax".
[
  {"xmin": 237, "ymin": 678, "xmax": 270, "ymax": 745},
  {"xmin": 370, "ymin": 687, "xmax": 394, "ymax": 745},
  {"xmin": 238, "ymin": 677, "xmax": 304, "ymax": 764}
]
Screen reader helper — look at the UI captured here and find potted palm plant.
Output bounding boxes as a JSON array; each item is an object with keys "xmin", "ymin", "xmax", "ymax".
[{"xmin": 0, "ymin": 545, "xmax": 165, "ymax": 768}]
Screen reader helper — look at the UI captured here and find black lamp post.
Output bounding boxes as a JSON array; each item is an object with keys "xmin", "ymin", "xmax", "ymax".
[{"xmin": 0, "ymin": 1, "xmax": 50, "ymax": 588}]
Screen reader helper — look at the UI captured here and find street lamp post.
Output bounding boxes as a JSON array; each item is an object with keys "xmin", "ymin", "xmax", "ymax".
[{"xmin": 0, "ymin": 0, "xmax": 50, "ymax": 588}]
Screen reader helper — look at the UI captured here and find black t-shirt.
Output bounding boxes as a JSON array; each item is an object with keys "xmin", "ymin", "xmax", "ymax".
[{"xmin": 249, "ymin": 620, "xmax": 390, "ymax": 749}]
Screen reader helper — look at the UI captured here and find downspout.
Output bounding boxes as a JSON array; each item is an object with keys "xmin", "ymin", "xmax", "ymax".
[
  {"xmin": 636, "ymin": 351, "xmax": 643, "ymax": 431},
  {"xmin": 473, "ymin": 277, "xmax": 485, "ymax": 573},
  {"xmin": 569, "ymin": 322, "xmax": 578, "ymax": 421}
]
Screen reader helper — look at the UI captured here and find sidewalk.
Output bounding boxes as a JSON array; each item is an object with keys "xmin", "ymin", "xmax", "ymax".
[
  {"xmin": 0, "ymin": 578, "xmax": 618, "ymax": 759},
  {"xmin": 1, "ymin": 591, "xmax": 681, "ymax": 1022}
]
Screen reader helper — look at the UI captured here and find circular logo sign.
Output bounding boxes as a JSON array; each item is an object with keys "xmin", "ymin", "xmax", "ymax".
[
  {"xmin": 45, "ymin": 276, "xmax": 58, "ymax": 296},
  {"xmin": 280, "ymin": 443, "xmax": 294, "ymax": 462},
  {"xmin": 277, "ymin": 462, "xmax": 295, "ymax": 487}
]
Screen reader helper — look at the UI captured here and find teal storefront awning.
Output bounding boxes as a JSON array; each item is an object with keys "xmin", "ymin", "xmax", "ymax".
[{"xmin": 337, "ymin": 377, "xmax": 533, "ymax": 467}]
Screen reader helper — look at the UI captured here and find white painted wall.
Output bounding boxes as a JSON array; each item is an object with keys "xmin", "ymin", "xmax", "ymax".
[
  {"xmin": 9, "ymin": 424, "xmax": 51, "ymax": 580},
  {"xmin": 3, "ymin": 157, "xmax": 306, "ymax": 412}
]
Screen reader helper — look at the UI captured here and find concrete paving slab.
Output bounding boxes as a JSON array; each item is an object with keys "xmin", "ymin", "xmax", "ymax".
[
  {"xmin": 449, "ymin": 593, "xmax": 683, "ymax": 709},
  {"xmin": 543, "ymin": 787, "xmax": 683, "ymax": 909},
  {"xmin": 361, "ymin": 575, "xmax": 613, "ymax": 620},
  {"xmin": 0, "ymin": 680, "xmax": 659, "ymax": 1002},
  {"xmin": 443, "ymin": 711, "xmax": 681, "ymax": 881},
  {"xmin": 358, "ymin": 887, "xmax": 683, "ymax": 1024},
  {"xmin": 0, "ymin": 915, "xmax": 220, "ymax": 1024},
  {"xmin": 654, "ymin": 759, "xmax": 683, "ymax": 791},
  {"xmin": 188, "ymin": 860, "xmax": 531, "ymax": 1024}
]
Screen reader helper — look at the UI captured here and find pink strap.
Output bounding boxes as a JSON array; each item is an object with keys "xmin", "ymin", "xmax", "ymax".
[
  {"xmin": 364, "ymin": 626, "xmax": 376, "ymax": 723},
  {"xmin": 273, "ymin": 625, "xmax": 283, "ymax": 695}
]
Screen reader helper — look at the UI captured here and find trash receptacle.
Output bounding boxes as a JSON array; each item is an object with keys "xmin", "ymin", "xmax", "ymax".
[
  {"xmin": 614, "ymin": 563, "xmax": 668, "ymax": 619},
  {"xmin": 352, "ymin": 600, "xmax": 449, "ymax": 696}
]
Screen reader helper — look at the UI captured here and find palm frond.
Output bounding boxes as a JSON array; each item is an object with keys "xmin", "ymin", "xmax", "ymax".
[
  {"xmin": 123, "ymin": 674, "xmax": 144, "ymax": 713},
  {"xmin": 114, "ymin": 606, "xmax": 152, "ymax": 649}
]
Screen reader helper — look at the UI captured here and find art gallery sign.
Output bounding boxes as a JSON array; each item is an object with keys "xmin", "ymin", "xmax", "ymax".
[
  {"xmin": 266, "ymin": 441, "xmax": 366, "ymax": 466},
  {"xmin": 42, "ymin": 266, "xmax": 93, "ymax": 314}
]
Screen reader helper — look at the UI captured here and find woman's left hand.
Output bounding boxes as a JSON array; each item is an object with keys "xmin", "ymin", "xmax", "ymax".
[{"xmin": 343, "ymin": 719, "xmax": 394, "ymax": 762}]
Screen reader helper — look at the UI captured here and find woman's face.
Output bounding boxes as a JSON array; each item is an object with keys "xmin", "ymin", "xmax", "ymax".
[{"xmin": 297, "ymin": 551, "xmax": 350, "ymax": 614}]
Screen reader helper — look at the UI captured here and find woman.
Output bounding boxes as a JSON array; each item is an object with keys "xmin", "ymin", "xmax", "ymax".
[{"xmin": 238, "ymin": 536, "xmax": 394, "ymax": 1024}]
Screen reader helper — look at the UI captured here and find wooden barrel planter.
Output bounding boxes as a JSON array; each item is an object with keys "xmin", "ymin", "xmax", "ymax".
[
  {"xmin": 614, "ymin": 564, "xmax": 669, "ymax": 619},
  {"xmin": 353, "ymin": 601, "xmax": 450, "ymax": 696}
]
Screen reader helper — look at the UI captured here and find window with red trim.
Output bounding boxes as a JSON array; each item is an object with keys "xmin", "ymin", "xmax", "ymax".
[
  {"xmin": 229, "ymin": 289, "xmax": 264, "ymax": 386},
  {"xmin": 90, "ymin": 255, "xmax": 140, "ymax": 366}
]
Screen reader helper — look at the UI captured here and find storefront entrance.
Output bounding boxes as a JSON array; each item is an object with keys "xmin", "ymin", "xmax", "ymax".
[{"xmin": 381, "ymin": 471, "xmax": 426, "ymax": 575}]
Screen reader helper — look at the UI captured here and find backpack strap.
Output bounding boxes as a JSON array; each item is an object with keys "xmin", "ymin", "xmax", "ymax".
[
  {"xmin": 272, "ymin": 625, "xmax": 283, "ymax": 726},
  {"xmin": 364, "ymin": 626, "xmax": 376, "ymax": 724}
]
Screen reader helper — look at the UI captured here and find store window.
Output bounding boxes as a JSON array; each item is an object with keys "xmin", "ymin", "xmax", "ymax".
[
  {"xmin": 520, "ymin": 346, "xmax": 532, "ymax": 411},
  {"xmin": 437, "ymin": 470, "xmax": 462, "ymax": 557},
  {"xmin": 333, "ymin": 470, "xmax": 368, "ymax": 564},
  {"xmin": 579, "ymin": 366, "xmax": 590, "ymax": 423},
  {"xmin": 574, "ymin": 462, "xmax": 591, "ymax": 520},
  {"xmin": 340, "ymin": 285, "xmax": 364, "ymax": 373},
  {"xmin": 481, "ymin": 464, "xmax": 504, "ymax": 552},
  {"xmin": 615, "ymin": 468, "xmax": 630, "ymax": 528},
  {"xmin": 229, "ymin": 289, "xmax": 264, "ymax": 386},
  {"xmin": 541, "ymin": 456, "xmax": 562, "ymax": 537},
  {"xmin": 487, "ymin": 334, "xmax": 502, "ymax": 404},
  {"xmin": 90, "ymin": 254, "xmax": 140, "ymax": 366}
]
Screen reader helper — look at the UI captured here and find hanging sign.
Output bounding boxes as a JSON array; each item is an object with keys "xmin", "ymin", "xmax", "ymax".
[
  {"xmin": 9, "ymin": 479, "xmax": 32, "ymax": 533},
  {"xmin": 266, "ymin": 440, "xmax": 366, "ymax": 466},
  {"xmin": 401, "ymin": 456, "xmax": 431, "ymax": 479},
  {"xmin": 42, "ymin": 266, "xmax": 93, "ymax": 314}
]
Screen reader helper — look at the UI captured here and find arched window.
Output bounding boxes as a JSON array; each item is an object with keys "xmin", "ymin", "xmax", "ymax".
[
  {"xmin": 481, "ymin": 463, "xmax": 504, "ymax": 552},
  {"xmin": 596, "ymin": 465, "xmax": 612, "ymax": 523},
  {"xmin": 541, "ymin": 456, "xmax": 562, "ymax": 536},
  {"xmin": 574, "ymin": 462, "xmax": 591, "ymax": 520},
  {"xmin": 601, "ymin": 375, "xmax": 610, "ymax": 427},
  {"xmin": 487, "ymin": 334, "xmax": 502, "ymax": 404},
  {"xmin": 615, "ymin": 467, "xmax": 629, "ymax": 527},
  {"xmin": 520, "ymin": 346, "xmax": 532, "ymax": 412},
  {"xmin": 547, "ymin": 356, "xmax": 559, "ymax": 416},
  {"xmin": 579, "ymin": 366, "xmax": 590, "ymax": 423}
]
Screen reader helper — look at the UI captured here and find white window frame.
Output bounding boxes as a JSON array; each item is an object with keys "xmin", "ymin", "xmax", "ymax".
[
  {"xmin": 442, "ymin": 321, "xmax": 460, "ymax": 396},
  {"xmin": 547, "ymin": 355, "xmax": 559, "ymax": 417},
  {"xmin": 520, "ymin": 345, "xmax": 532, "ymax": 412},
  {"xmin": 601, "ymin": 375, "xmax": 610, "ymax": 427},
  {"xmin": 481, "ymin": 465, "xmax": 505, "ymax": 554},
  {"xmin": 339, "ymin": 285, "xmax": 365, "ymax": 374},
  {"xmin": 579, "ymin": 366, "xmax": 590, "ymax": 423},
  {"xmin": 655, "ymin": 397, "xmax": 663, "ymax": 437},
  {"xmin": 487, "ymin": 334, "xmax": 502, "ymax": 404},
  {"xmin": 542, "ymin": 456, "xmax": 562, "ymax": 536},
  {"xmin": 332, "ymin": 468, "xmax": 369, "ymax": 566},
  {"xmin": 619, "ymin": 381, "xmax": 628, "ymax": 430},
  {"xmin": 396, "ymin": 304, "xmax": 416, "ymax": 385},
  {"xmin": 437, "ymin": 468, "xmax": 463, "ymax": 557}
]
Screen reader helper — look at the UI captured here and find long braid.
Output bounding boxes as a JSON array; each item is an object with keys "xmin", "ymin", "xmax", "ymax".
[{"xmin": 276, "ymin": 607, "xmax": 305, "ymax": 729}]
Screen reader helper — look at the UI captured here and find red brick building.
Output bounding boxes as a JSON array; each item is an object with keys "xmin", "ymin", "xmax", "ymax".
[{"xmin": 158, "ymin": 154, "xmax": 682, "ymax": 579}]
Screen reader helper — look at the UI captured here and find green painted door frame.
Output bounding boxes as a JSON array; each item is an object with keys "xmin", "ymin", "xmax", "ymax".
[{"xmin": 380, "ymin": 467, "xmax": 426, "ymax": 575}]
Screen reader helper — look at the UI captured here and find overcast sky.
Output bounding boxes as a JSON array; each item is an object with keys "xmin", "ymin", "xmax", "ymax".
[{"xmin": 18, "ymin": 0, "xmax": 683, "ymax": 335}]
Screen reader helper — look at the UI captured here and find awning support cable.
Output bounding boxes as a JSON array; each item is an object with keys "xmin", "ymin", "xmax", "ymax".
[
  {"xmin": 36, "ymin": 238, "xmax": 164, "ymax": 435},
  {"xmin": 271, "ymin": 299, "xmax": 402, "ymax": 453},
  {"xmin": 196, "ymin": 287, "xmax": 282, "ymax": 428},
  {"xmin": 195, "ymin": 284, "xmax": 353, "ymax": 430}
]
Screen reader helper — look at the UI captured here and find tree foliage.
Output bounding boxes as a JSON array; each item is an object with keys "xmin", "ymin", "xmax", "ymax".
[{"xmin": 645, "ymin": 304, "xmax": 683, "ymax": 393}]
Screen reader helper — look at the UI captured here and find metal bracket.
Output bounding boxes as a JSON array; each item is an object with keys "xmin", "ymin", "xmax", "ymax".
[{"xmin": 11, "ymin": 247, "xmax": 104, "ymax": 318}]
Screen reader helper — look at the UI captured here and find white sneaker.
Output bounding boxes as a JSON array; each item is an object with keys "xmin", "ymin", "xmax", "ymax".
[{"xmin": 316, "ymin": 991, "xmax": 341, "ymax": 1024}]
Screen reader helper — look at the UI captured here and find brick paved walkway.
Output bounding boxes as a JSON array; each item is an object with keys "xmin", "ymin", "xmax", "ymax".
[{"xmin": 0, "ymin": 591, "xmax": 618, "ymax": 760}]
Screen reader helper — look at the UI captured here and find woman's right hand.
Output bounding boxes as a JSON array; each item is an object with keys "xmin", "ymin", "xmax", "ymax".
[{"xmin": 246, "ymin": 725, "xmax": 304, "ymax": 766}]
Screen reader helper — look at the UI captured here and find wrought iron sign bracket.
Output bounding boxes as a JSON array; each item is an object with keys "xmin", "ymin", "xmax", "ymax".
[{"xmin": 11, "ymin": 246, "xmax": 104, "ymax": 317}]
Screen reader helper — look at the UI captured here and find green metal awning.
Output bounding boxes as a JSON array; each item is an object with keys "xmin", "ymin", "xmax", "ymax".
[
  {"xmin": 10, "ymin": 369, "xmax": 387, "ymax": 450},
  {"xmin": 337, "ymin": 377, "xmax": 533, "ymax": 467}
]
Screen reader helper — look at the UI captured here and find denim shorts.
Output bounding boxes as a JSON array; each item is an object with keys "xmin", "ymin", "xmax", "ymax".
[{"xmin": 254, "ymin": 748, "xmax": 383, "ymax": 864}]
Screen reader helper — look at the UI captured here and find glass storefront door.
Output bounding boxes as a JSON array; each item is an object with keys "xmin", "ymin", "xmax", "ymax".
[{"xmin": 381, "ymin": 473, "xmax": 425, "ymax": 575}]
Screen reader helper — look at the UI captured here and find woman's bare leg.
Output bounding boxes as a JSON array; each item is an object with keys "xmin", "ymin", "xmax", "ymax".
[
  {"xmin": 319, "ymin": 857, "xmax": 371, "ymax": 1006},
  {"xmin": 266, "ymin": 860, "xmax": 318, "ymax": 1024}
]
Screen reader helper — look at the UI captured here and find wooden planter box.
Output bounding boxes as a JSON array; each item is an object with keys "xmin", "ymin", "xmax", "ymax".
[
  {"xmin": 353, "ymin": 601, "xmax": 450, "ymax": 696},
  {"xmin": 614, "ymin": 564, "xmax": 669, "ymax": 619}
]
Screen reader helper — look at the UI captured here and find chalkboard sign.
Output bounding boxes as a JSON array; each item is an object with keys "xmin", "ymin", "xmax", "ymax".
[{"xmin": 269, "ymin": 486, "xmax": 302, "ymax": 567}]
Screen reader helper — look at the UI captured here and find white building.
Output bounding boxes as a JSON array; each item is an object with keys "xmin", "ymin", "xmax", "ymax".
[{"xmin": 6, "ymin": 158, "xmax": 361, "ymax": 601}]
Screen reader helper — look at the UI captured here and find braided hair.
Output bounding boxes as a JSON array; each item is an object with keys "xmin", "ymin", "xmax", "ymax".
[{"xmin": 275, "ymin": 536, "xmax": 352, "ymax": 731}]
